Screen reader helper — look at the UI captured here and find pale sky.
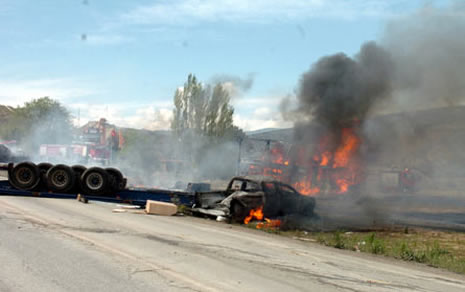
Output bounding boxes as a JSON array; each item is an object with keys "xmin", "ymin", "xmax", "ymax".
[{"xmin": 0, "ymin": 0, "xmax": 448, "ymax": 130}]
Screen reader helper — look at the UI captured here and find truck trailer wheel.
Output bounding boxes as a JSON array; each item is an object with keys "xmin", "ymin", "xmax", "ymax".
[
  {"xmin": 10, "ymin": 162, "xmax": 40, "ymax": 191},
  {"xmin": 37, "ymin": 162, "xmax": 53, "ymax": 190},
  {"xmin": 38, "ymin": 162, "xmax": 53, "ymax": 172},
  {"xmin": 81, "ymin": 167, "xmax": 109, "ymax": 196},
  {"xmin": 46, "ymin": 164, "xmax": 76, "ymax": 193},
  {"xmin": 71, "ymin": 165, "xmax": 87, "ymax": 192},
  {"xmin": 105, "ymin": 167, "xmax": 124, "ymax": 192}
]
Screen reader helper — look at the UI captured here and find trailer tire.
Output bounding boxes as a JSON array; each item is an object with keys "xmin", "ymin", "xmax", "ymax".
[
  {"xmin": 37, "ymin": 163, "xmax": 53, "ymax": 190},
  {"xmin": 71, "ymin": 165, "xmax": 87, "ymax": 192},
  {"xmin": 105, "ymin": 167, "xmax": 124, "ymax": 192},
  {"xmin": 81, "ymin": 167, "xmax": 109, "ymax": 196},
  {"xmin": 38, "ymin": 162, "xmax": 53, "ymax": 171},
  {"xmin": 9, "ymin": 162, "xmax": 41, "ymax": 191},
  {"xmin": 46, "ymin": 164, "xmax": 76, "ymax": 193}
]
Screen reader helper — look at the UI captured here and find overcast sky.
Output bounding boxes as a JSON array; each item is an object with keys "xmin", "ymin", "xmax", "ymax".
[{"xmin": 0, "ymin": 0, "xmax": 449, "ymax": 130}]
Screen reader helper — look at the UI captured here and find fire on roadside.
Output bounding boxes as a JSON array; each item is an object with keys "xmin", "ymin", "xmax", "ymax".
[
  {"xmin": 256, "ymin": 218, "xmax": 282, "ymax": 229},
  {"xmin": 244, "ymin": 206, "xmax": 264, "ymax": 224},
  {"xmin": 243, "ymin": 206, "xmax": 282, "ymax": 229}
]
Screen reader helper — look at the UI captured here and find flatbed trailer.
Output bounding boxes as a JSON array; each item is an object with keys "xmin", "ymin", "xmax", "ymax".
[
  {"xmin": 0, "ymin": 162, "xmax": 194, "ymax": 207},
  {"xmin": 0, "ymin": 180, "xmax": 194, "ymax": 207}
]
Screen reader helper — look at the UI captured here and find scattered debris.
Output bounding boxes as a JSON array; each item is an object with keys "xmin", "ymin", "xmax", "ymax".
[
  {"xmin": 77, "ymin": 194, "xmax": 88, "ymax": 204},
  {"xmin": 145, "ymin": 200, "xmax": 177, "ymax": 216},
  {"xmin": 117, "ymin": 204, "xmax": 140, "ymax": 209},
  {"xmin": 293, "ymin": 237, "xmax": 316, "ymax": 242}
]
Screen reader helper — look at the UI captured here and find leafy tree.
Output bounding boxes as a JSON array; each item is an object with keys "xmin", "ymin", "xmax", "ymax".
[
  {"xmin": 171, "ymin": 74, "xmax": 207, "ymax": 135},
  {"xmin": 1, "ymin": 97, "xmax": 73, "ymax": 153},
  {"xmin": 171, "ymin": 74, "xmax": 238, "ymax": 138},
  {"xmin": 170, "ymin": 74, "xmax": 245, "ymax": 179}
]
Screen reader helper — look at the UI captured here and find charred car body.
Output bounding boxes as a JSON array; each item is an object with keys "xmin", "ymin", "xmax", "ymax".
[{"xmin": 193, "ymin": 176, "xmax": 316, "ymax": 222}]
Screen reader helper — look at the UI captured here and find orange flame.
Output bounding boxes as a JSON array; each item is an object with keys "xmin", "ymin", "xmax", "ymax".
[
  {"xmin": 247, "ymin": 127, "xmax": 362, "ymax": 196},
  {"xmin": 293, "ymin": 180, "xmax": 320, "ymax": 196},
  {"xmin": 244, "ymin": 206, "xmax": 264, "ymax": 224},
  {"xmin": 333, "ymin": 128, "xmax": 360, "ymax": 168},
  {"xmin": 257, "ymin": 218, "xmax": 282, "ymax": 229},
  {"xmin": 293, "ymin": 127, "xmax": 362, "ymax": 195},
  {"xmin": 320, "ymin": 151, "xmax": 331, "ymax": 166},
  {"xmin": 243, "ymin": 206, "xmax": 281, "ymax": 229}
]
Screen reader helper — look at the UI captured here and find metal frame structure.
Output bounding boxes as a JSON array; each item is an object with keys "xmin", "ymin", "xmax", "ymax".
[{"xmin": 0, "ymin": 180, "xmax": 193, "ymax": 207}]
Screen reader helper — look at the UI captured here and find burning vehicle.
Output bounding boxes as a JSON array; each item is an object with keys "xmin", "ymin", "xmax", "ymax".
[
  {"xmin": 244, "ymin": 123, "xmax": 363, "ymax": 197},
  {"xmin": 192, "ymin": 176, "xmax": 316, "ymax": 223}
]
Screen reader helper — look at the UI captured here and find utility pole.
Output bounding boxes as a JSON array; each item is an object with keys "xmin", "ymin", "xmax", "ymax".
[{"xmin": 236, "ymin": 137, "xmax": 243, "ymax": 176}]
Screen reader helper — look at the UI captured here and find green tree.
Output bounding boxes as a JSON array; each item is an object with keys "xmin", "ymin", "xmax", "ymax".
[
  {"xmin": 171, "ymin": 74, "xmax": 237, "ymax": 138},
  {"xmin": 170, "ymin": 74, "xmax": 245, "ymax": 180},
  {"xmin": 5, "ymin": 97, "xmax": 73, "ymax": 153}
]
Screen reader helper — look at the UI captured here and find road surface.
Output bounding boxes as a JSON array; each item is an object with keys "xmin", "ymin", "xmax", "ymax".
[{"xmin": 0, "ymin": 195, "xmax": 464, "ymax": 292}]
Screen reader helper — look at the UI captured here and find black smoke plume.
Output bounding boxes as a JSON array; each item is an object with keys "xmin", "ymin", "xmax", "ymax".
[{"xmin": 296, "ymin": 42, "xmax": 393, "ymax": 130}]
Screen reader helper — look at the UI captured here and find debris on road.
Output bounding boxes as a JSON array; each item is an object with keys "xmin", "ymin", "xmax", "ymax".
[
  {"xmin": 116, "ymin": 204, "xmax": 140, "ymax": 209},
  {"xmin": 145, "ymin": 200, "xmax": 177, "ymax": 216},
  {"xmin": 77, "ymin": 194, "xmax": 88, "ymax": 204}
]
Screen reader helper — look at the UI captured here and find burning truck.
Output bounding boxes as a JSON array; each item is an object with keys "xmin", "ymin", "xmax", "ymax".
[
  {"xmin": 245, "ymin": 123, "xmax": 418, "ymax": 197},
  {"xmin": 245, "ymin": 122, "xmax": 364, "ymax": 196}
]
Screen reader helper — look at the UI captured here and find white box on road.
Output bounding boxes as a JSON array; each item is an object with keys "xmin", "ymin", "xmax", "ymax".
[{"xmin": 145, "ymin": 200, "xmax": 177, "ymax": 216}]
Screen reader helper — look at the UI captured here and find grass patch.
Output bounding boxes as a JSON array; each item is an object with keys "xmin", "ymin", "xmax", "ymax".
[{"xmin": 282, "ymin": 228, "xmax": 465, "ymax": 274}]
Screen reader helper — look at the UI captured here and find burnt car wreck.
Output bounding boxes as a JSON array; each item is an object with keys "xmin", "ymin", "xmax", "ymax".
[{"xmin": 192, "ymin": 176, "xmax": 316, "ymax": 222}]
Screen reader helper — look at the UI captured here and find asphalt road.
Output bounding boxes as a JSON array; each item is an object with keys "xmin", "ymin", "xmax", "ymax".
[{"xmin": 0, "ymin": 196, "xmax": 464, "ymax": 292}]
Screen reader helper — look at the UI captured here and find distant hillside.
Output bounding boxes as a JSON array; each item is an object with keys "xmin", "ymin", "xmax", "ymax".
[
  {"xmin": 246, "ymin": 105, "xmax": 465, "ymax": 142},
  {"xmin": 247, "ymin": 128, "xmax": 293, "ymax": 141},
  {"xmin": 246, "ymin": 128, "xmax": 279, "ymax": 135}
]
